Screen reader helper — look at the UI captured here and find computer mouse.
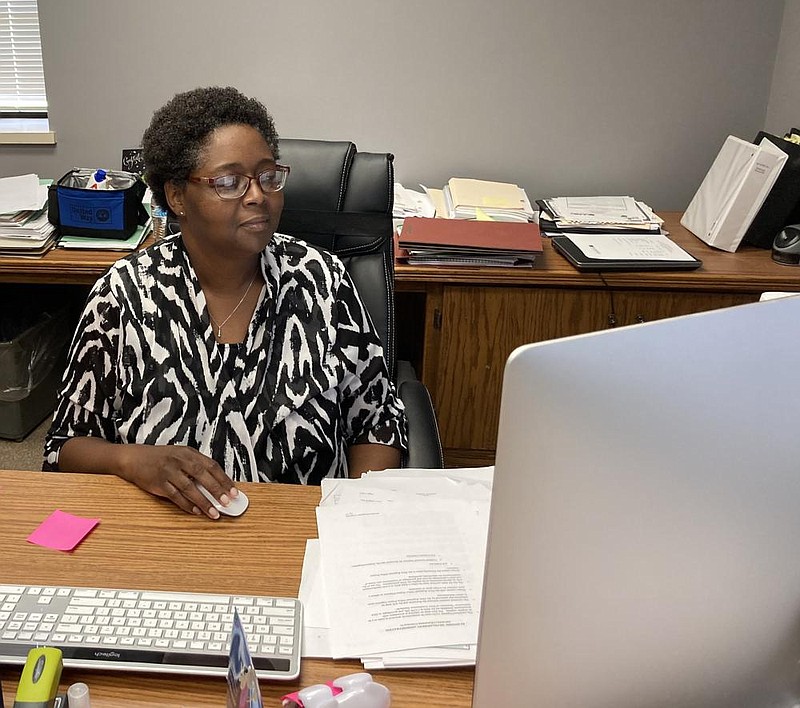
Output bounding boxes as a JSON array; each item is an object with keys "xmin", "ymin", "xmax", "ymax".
[
  {"xmin": 195, "ymin": 483, "xmax": 249, "ymax": 517},
  {"xmin": 772, "ymin": 225, "xmax": 800, "ymax": 265}
]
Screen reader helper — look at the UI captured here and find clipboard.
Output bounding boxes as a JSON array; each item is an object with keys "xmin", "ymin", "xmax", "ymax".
[{"xmin": 551, "ymin": 235, "xmax": 702, "ymax": 272}]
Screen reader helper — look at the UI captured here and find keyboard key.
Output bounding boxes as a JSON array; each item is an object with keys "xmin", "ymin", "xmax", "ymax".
[
  {"xmin": 70, "ymin": 598, "xmax": 106, "ymax": 607},
  {"xmin": 270, "ymin": 618, "xmax": 295, "ymax": 626}
]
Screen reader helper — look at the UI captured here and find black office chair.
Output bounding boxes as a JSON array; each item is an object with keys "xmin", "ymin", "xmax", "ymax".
[{"xmin": 277, "ymin": 138, "xmax": 443, "ymax": 469}]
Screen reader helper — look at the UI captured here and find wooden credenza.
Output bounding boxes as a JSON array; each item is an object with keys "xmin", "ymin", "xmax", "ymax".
[{"xmin": 395, "ymin": 213, "xmax": 800, "ymax": 466}]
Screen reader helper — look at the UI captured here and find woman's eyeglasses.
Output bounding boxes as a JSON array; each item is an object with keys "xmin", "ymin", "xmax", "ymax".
[{"xmin": 187, "ymin": 165, "xmax": 290, "ymax": 200}]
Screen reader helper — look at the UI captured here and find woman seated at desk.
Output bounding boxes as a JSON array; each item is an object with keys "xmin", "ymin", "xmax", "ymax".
[{"xmin": 43, "ymin": 86, "xmax": 407, "ymax": 518}]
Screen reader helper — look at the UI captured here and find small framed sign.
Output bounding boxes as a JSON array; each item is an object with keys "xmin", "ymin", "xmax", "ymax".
[{"xmin": 121, "ymin": 148, "xmax": 145, "ymax": 175}]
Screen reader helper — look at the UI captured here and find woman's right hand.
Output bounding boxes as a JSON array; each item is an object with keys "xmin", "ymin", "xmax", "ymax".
[
  {"xmin": 57, "ymin": 437, "xmax": 240, "ymax": 519},
  {"xmin": 115, "ymin": 443, "xmax": 240, "ymax": 519}
]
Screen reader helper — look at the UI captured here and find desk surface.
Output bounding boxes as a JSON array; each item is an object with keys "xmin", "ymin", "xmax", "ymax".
[
  {"xmin": 0, "ymin": 471, "xmax": 474, "ymax": 707},
  {"xmin": 1, "ymin": 214, "xmax": 797, "ymax": 292}
]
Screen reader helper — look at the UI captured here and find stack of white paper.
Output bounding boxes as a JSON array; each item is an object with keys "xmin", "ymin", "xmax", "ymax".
[
  {"xmin": 300, "ymin": 467, "xmax": 493, "ymax": 669},
  {"xmin": 392, "ymin": 183, "xmax": 435, "ymax": 219},
  {"xmin": 539, "ymin": 196, "xmax": 663, "ymax": 234},
  {"xmin": 0, "ymin": 174, "xmax": 56, "ymax": 257}
]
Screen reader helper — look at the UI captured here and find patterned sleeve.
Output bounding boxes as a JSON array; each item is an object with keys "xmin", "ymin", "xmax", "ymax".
[
  {"xmin": 333, "ymin": 269, "xmax": 408, "ymax": 453},
  {"xmin": 43, "ymin": 277, "xmax": 122, "ymax": 470}
]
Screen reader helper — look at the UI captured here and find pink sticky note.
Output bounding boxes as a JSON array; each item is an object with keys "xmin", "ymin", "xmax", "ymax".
[{"xmin": 27, "ymin": 509, "xmax": 100, "ymax": 551}]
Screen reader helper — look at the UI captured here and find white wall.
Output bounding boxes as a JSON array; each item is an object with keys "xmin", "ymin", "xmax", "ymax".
[{"xmin": 0, "ymin": 0, "xmax": 788, "ymax": 210}]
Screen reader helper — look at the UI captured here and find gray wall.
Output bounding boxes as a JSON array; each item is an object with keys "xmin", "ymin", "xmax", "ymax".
[
  {"xmin": 766, "ymin": 0, "xmax": 800, "ymax": 135},
  {"xmin": 0, "ymin": 0, "xmax": 792, "ymax": 210}
]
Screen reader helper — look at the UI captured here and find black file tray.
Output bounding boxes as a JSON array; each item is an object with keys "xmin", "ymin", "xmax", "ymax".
[
  {"xmin": 742, "ymin": 132, "xmax": 800, "ymax": 249},
  {"xmin": 552, "ymin": 236, "xmax": 702, "ymax": 272}
]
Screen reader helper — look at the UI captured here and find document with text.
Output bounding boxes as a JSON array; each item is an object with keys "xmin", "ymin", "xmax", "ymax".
[
  {"xmin": 566, "ymin": 232, "xmax": 697, "ymax": 261},
  {"xmin": 316, "ymin": 502, "xmax": 487, "ymax": 658},
  {"xmin": 303, "ymin": 468, "xmax": 493, "ymax": 667}
]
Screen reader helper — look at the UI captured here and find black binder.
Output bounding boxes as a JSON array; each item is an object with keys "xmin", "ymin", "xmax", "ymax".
[
  {"xmin": 742, "ymin": 132, "xmax": 800, "ymax": 249},
  {"xmin": 552, "ymin": 236, "xmax": 702, "ymax": 272}
]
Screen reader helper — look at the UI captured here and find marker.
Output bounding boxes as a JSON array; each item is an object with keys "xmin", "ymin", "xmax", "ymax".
[{"xmin": 13, "ymin": 647, "xmax": 62, "ymax": 708}]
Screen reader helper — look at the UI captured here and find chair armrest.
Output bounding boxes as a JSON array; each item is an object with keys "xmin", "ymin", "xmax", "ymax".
[{"xmin": 397, "ymin": 376, "xmax": 444, "ymax": 469}]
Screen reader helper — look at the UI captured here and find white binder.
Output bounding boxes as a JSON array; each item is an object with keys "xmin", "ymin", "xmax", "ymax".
[{"xmin": 681, "ymin": 135, "xmax": 788, "ymax": 252}]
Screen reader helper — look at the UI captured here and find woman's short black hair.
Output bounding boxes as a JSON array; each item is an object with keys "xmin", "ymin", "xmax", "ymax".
[{"xmin": 141, "ymin": 86, "xmax": 279, "ymax": 216}]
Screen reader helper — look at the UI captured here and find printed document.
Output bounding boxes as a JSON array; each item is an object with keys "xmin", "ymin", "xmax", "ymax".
[
  {"xmin": 316, "ymin": 502, "xmax": 487, "ymax": 658},
  {"xmin": 566, "ymin": 232, "xmax": 697, "ymax": 261},
  {"xmin": 302, "ymin": 467, "xmax": 493, "ymax": 667},
  {"xmin": 549, "ymin": 196, "xmax": 650, "ymax": 224}
]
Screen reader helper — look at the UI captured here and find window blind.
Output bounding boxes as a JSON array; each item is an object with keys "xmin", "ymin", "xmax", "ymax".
[{"xmin": 0, "ymin": 0, "xmax": 47, "ymax": 113}]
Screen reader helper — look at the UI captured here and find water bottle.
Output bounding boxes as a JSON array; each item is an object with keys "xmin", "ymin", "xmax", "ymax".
[
  {"xmin": 150, "ymin": 195, "xmax": 168, "ymax": 241},
  {"xmin": 87, "ymin": 169, "xmax": 109, "ymax": 189}
]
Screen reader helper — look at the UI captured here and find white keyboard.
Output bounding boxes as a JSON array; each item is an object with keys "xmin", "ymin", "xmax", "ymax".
[{"xmin": 0, "ymin": 584, "xmax": 302, "ymax": 679}]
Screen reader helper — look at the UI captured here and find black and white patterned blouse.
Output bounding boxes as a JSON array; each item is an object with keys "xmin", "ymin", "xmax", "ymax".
[{"xmin": 43, "ymin": 233, "xmax": 407, "ymax": 484}]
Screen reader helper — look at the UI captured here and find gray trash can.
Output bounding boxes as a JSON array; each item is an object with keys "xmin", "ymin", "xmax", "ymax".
[{"xmin": 0, "ymin": 286, "xmax": 75, "ymax": 440}]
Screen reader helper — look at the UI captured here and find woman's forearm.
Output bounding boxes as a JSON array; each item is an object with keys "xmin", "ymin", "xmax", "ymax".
[
  {"xmin": 58, "ymin": 436, "xmax": 128, "ymax": 477},
  {"xmin": 347, "ymin": 443, "xmax": 401, "ymax": 479}
]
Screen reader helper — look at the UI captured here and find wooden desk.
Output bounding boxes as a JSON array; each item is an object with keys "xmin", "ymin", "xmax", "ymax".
[
  {"xmin": 2, "ymin": 215, "xmax": 798, "ymax": 465},
  {"xmin": 396, "ymin": 213, "xmax": 800, "ymax": 466},
  {"xmin": 0, "ymin": 242, "xmax": 155, "ymax": 285},
  {"xmin": 0, "ymin": 471, "xmax": 474, "ymax": 707}
]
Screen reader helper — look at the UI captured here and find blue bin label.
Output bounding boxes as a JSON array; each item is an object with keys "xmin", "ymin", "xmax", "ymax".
[{"xmin": 58, "ymin": 189, "xmax": 124, "ymax": 231}]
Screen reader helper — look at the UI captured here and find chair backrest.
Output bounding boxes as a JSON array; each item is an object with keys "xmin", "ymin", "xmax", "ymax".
[{"xmin": 277, "ymin": 138, "xmax": 397, "ymax": 381}]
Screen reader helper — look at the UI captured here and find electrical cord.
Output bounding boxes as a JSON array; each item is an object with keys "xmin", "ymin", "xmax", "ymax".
[{"xmin": 597, "ymin": 272, "xmax": 618, "ymax": 327}]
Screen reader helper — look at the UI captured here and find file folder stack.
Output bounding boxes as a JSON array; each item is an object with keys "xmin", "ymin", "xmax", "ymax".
[
  {"xmin": 57, "ymin": 221, "xmax": 151, "ymax": 251},
  {"xmin": 537, "ymin": 196, "xmax": 663, "ymax": 235},
  {"xmin": 443, "ymin": 177, "xmax": 535, "ymax": 222},
  {"xmin": 397, "ymin": 216, "xmax": 543, "ymax": 267}
]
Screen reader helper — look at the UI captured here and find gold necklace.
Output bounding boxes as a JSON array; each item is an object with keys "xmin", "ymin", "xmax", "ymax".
[{"xmin": 208, "ymin": 272, "xmax": 258, "ymax": 339}]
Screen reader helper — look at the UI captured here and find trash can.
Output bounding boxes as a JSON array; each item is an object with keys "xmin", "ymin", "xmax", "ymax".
[{"xmin": 0, "ymin": 285, "xmax": 76, "ymax": 440}]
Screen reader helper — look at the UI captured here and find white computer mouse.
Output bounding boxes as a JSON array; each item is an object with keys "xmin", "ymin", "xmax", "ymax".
[{"xmin": 195, "ymin": 483, "xmax": 249, "ymax": 517}]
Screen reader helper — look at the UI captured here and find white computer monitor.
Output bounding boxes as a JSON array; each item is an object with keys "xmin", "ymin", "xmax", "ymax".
[{"xmin": 474, "ymin": 295, "xmax": 800, "ymax": 708}]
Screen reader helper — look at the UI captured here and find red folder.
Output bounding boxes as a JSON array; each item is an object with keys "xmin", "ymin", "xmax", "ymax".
[{"xmin": 398, "ymin": 217, "xmax": 542, "ymax": 257}]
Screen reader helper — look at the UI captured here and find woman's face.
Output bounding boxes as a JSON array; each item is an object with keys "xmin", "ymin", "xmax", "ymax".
[{"xmin": 167, "ymin": 123, "xmax": 284, "ymax": 258}]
